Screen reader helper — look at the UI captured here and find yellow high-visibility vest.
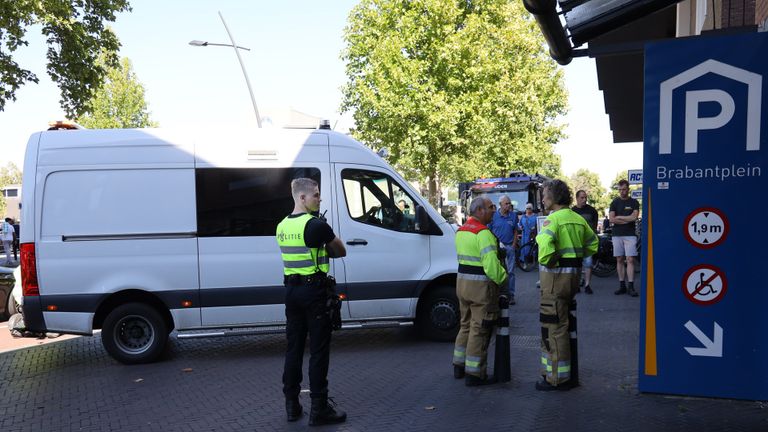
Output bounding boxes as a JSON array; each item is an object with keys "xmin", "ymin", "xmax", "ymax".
[
  {"xmin": 455, "ymin": 217, "xmax": 507, "ymax": 286},
  {"xmin": 276, "ymin": 214, "xmax": 329, "ymax": 275},
  {"xmin": 536, "ymin": 208, "xmax": 598, "ymax": 267}
]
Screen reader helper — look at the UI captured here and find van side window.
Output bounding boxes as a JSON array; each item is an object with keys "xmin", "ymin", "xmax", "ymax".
[
  {"xmin": 196, "ymin": 168, "xmax": 321, "ymax": 237},
  {"xmin": 341, "ymin": 169, "xmax": 418, "ymax": 233}
]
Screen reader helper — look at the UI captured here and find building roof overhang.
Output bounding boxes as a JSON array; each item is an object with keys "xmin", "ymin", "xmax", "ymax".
[{"xmin": 526, "ymin": 0, "xmax": 679, "ymax": 142}]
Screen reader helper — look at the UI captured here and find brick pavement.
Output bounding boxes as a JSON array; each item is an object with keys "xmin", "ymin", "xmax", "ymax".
[{"xmin": 0, "ymin": 271, "xmax": 766, "ymax": 431}]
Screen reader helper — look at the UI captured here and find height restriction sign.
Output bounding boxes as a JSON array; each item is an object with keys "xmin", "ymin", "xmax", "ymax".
[{"xmin": 684, "ymin": 208, "xmax": 729, "ymax": 249}]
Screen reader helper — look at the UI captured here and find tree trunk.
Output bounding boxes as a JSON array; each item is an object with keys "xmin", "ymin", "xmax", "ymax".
[{"xmin": 427, "ymin": 174, "xmax": 440, "ymax": 209}]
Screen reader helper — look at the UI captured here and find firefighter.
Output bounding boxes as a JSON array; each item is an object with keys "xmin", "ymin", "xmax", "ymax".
[
  {"xmin": 453, "ymin": 195, "xmax": 508, "ymax": 386},
  {"xmin": 276, "ymin": 178, "xmax": 348, "ymax": 425},
  {"xmin": 535, "ymin": 180, "xmax": 598, "ymax": 391}
]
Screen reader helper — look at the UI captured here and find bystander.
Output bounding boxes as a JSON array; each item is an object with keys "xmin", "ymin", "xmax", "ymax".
[{"xmin": 572, "ymin": 191, "xmax": 599, "ymax": 294}]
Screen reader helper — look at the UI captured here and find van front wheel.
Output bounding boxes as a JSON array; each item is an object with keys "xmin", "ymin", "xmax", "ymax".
[
  {"xmin": 102, "ymin": 303, "xmax": 168, "ymax": 364},
  {"xmin": 417, "ymin": 285, "xmax": 459, "ymax": 342}
]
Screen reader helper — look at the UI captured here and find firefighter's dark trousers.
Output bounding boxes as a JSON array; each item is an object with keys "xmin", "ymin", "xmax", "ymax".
[
  {"xmin": 539, "ymin": 266, "xmax": 579, "ymax": 386},
  {"xmin": 453, "ymin": 276, "xmax": 499, "ymax": 379}
]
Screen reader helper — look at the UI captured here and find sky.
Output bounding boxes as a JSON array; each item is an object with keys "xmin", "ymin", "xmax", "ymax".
[{"xmin": 0, "ymin": 0, "xmax": 643, "ymax": 189}]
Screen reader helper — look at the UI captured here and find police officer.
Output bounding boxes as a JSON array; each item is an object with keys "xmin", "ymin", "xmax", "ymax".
[
  {"xmin": 452, "ymin": 195, "xmax": 508, "ymax": 386},
  {"xmin": 276, "ymin": 178, "xmax": 347, "ymax": 425},
  {"xmin": 535, "ymin": 180, "xmax": 598, "ymax": 391}
]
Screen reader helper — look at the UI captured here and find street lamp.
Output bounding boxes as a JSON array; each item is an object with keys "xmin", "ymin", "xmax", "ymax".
[{"xmin": 189, "ymin": 11, "xmax": 262, "ymax": 127}]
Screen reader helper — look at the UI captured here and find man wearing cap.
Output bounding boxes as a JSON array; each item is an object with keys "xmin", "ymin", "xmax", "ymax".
[{"xmin": 519, "ymin": 203, "xmax": 537, "ymax": 263}]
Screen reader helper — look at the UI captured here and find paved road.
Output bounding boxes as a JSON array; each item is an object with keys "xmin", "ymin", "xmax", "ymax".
[{"xmin": 0, "ymin": 271, "xmax": 765, "ymax": 431}]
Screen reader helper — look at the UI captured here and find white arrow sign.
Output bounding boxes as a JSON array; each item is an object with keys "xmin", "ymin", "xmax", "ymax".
[{"xmin": 684, "ymin": 321, "xmax": 723, "ymax": 357}]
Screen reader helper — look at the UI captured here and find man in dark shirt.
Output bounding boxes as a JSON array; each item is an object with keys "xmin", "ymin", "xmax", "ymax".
[
  {"xmin": 572, "ymin": 190, "xmax": 599, "ymax": 294},
  {"xmin": 276, "ymin": 178, "xmax": 347, "ymax": 425},
  {"xmin": 609, "ymin": 180, "xmax": 640, "ymax": 297}
]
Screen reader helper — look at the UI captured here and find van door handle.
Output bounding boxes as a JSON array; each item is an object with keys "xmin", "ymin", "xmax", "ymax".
[{"xmin": 346, "ymin": 239, "xmax": 368, "ymax": 246}]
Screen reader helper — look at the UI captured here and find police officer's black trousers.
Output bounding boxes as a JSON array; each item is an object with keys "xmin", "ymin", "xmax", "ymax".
[{"xmin": 282, "ymin": 281, "xmax": 332, "ymax": 400}]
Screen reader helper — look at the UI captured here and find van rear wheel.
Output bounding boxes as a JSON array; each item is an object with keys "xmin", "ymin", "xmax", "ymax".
[
  {"xmin": 102, "ymin": 303, "xmax": 168, "ymax": 364},
  {"xmin": 417, "ymin": 284, "xmax": 459, "ymax": 342}
]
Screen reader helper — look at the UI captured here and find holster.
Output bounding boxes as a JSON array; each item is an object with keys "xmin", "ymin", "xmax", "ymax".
[{"xmin": 322, "ymin": 275, "xmax": 343, "ymax": 331}]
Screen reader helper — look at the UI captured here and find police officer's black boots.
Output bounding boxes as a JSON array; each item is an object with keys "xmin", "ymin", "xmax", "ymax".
[
  {"xmin": 286, "ymin": 397, "xmax": 303, "ymax": 422},
  {"xmin": 627, "ymin": 282, "xmax": 639, "ymax": 297},
  {"xmin": 309, "ymin": 396, "xmax": 347, "ymax": 426}
]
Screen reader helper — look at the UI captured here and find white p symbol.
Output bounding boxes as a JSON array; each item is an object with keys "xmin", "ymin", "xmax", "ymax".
[{"xmin": 684, "ymin": 89, "xmax": 735, "ymax": 153}]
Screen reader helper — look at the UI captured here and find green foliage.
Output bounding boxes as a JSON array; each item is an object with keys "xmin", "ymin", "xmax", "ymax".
[
  {"xmin": 341, "ymin": 0, "xmax": 567, "ymax": 205},
  {"xmin": 0, "ymin": 0, "xmax": 131, "ymax": 117},
  {"xmin": 568, "ymin": 168, "xmax": 608, "ymax": 216},
  {"xmin": 77, "ymin": 56, "xmax": 157, "ymax": 129},
  {"xmin": 0, "ymin": 162, "xmax": 23, "ymax": 217},
  {"xmin": 0, "ymin": 163, "xmax": 22, "ymax": 186}
]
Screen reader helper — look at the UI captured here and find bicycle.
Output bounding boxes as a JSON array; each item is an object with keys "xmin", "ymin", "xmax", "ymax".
[
  {"xmin": 515, "ymin": 234, "xmax": 539, "ymax": 272},
  {"xmin": 591, "ymin": 233, "xmax": 617, "ymax": 277}
]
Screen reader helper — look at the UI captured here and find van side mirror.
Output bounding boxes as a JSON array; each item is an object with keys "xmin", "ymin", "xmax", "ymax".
[{"xmin": 415, "ymin": 205, "xmax": 431, "ymax": 233}]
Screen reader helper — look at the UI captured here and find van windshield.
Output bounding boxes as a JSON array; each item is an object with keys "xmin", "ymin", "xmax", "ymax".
[{"xmin": 481, "ymin": 191, "xmax": 529, "ymax": 211}]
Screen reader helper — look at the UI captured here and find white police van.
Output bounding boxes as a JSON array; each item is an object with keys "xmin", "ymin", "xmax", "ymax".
[{"xmin": 18, "ymin": 126, "xmax": 459, "ymax": 363}]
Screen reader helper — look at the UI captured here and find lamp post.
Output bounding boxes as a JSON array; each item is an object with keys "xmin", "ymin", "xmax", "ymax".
[{"xmin": 189, "ymin": 11, "xmax": 262, "ymax": 127}]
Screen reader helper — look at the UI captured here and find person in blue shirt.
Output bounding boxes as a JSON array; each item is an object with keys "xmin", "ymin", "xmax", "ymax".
[
  {"xmin": 487, "ymin": 195, "xmax": 519, "ymax": 304},
  {"xmin": 518, "ymin": 203, "xmax": 538, "ymax": 264}
]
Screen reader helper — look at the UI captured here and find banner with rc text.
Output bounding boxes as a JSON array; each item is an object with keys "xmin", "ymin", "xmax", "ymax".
[{"xmin": 641, "ymin": 31, "xmax": 767, "ymax": 400}]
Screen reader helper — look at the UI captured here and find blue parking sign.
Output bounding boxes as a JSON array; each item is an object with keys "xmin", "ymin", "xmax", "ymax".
[{"xmin": 641, "ymin": 32, "xmax": 768, "ymax": 400}]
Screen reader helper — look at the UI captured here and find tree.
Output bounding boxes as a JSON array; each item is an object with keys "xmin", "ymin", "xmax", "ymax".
[
  {"xmin": 0, "ymin": 0, "xmax": 131, "ymax": 117},
  {"xmin": 568, "ymin": 168, "xmax": 608, "ymax": 215},
  {"xmin": 77, "ymin": 56, "xmax": 158, "ymax": 129},
  {"xmin": 341, "ymin": 0, "xmax": 567, "ymax": 205},
  {"xmin": 0, "ymin": 162, "xmax": 22, "ymax": 216}
]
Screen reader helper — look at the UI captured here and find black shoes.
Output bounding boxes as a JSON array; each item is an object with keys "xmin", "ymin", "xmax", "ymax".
[
  {"xmin": 454, "ymin": 365, "xmax": 465, "ymax": 379},
  {"xmin": 535, "ymin": 378, "xmax": 576, "ymax": 391},
  {"xmin": 465, "ymin": 374, "xmax": 498, "ymax": 387},
  {"xmin": 286, "ymin": 398, "xmax": 303, "ymax": 422},
  {"xmin": 309, "ymin": 396, "xmax": 347, "ymax": 426},
  {"xmin": 627, "ymin": 286, "xmax": 639, "ymax": 297},
  {"xmin": 585, "ymin": 285, "xmax": 593, "ymax": 294},
  {"xmin": 614, "ymin": 285, "xmax": 627, "ymax": 295}
]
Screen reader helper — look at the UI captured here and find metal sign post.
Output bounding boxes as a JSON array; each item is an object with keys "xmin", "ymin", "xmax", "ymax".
[{"xmin": 640, "ymin": 31, "xmax": 767, "ymax": 400}]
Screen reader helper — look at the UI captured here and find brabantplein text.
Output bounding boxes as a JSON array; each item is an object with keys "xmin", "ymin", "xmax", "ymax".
[{"xmin": 657, "ymin": 164, "xmax": 761, "ymax": 181}]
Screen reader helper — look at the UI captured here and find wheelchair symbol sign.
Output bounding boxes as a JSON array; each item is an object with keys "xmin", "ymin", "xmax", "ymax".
[{"xmin": 682, "ymin": 264, "xmax": 727, "ymax": 305}]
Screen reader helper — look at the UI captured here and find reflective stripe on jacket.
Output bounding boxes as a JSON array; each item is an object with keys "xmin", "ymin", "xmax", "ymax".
[
  {"xmin": 455, "ymin": 217, "xmax": 507, "ymax": 286},
  {"xmin": 276, "ymin": 213, "xmax": 329, "ymax": 275},
  {"xmin": 536, "ymin": 208, "xmax": 599, "ymax": 267}
]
